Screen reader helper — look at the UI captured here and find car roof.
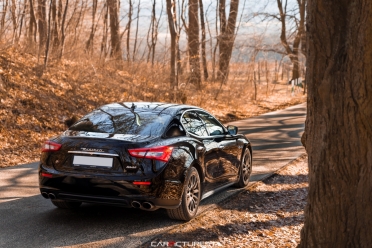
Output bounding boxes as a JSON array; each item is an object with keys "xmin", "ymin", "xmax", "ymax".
[{"xmin": 100, "ymin": 102, "xmax": 200, "ymax": 116}]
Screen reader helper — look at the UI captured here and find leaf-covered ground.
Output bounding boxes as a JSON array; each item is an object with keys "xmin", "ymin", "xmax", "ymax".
[
  {"xmin": 0, "ymin": 49, "xmax": 305, "ymax": 167},
  {"xmin": 145, "ymin": 154, "xmax": 308, "ymax": 248}
]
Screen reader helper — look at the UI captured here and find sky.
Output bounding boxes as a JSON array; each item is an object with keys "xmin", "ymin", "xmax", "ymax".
[{"xmin": 117, "ymin": 0, "xmax": 300, "ymax": 62}]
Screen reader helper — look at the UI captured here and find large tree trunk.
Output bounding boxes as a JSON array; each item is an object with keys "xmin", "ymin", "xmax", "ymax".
[
  {"xmin": 188, "ymin": 0, "xmax": 201, "ymax": 88},
  {"xmin": 28, "ymin": 0, "xmax": 37, "ymax": 43},
  {"xmin": 166, "ymin": 0, "xmax": 178, "ymax": 88},
  {"xmin": 85, "ymin": 0, "xmax": 97, "ymax": 54},
  {"xmin": 107, "ymin": 0, "xmax": 122, "ymax": 59},
  {"xmin": 217, "ymin": 0, "xmax": 239, "ymax": 83},
  {"xmin": 300, "ymin": 0, "xmax": 372, "ymax": 247},
  {"xmin": 37, "ymin": 0, "xmax": 47, "ymax": 52},
  {"xmin": 199, "ymin": 0, "xmax": 208, "ymax": 80}
]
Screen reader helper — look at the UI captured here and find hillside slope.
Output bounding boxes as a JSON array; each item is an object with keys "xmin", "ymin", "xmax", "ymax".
[{"xmin": 0, "ymin": 49, "xmax": 305, "ymax": 167}]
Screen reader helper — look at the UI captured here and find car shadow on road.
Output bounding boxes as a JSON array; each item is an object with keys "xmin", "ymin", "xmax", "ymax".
[
  {"xmin": 0, "ymin": 194, "xmax": 183, "ymax": 247},
  {"xmin": 140, "ymin": 172, "xmax": 308, "ymax": 246}
]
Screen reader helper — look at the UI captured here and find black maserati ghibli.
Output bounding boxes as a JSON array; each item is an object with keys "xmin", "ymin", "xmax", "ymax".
[{"xmin": 39, "ymin": 102, "xmax": 252, "ymax": 220}]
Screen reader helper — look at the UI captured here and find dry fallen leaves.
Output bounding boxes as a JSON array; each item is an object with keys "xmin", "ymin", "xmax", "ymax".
[
  {"xmin": 0, "ymin": 48, "xmax": 305, "ymax": 167},
  {"xmin": 144, "ymin": 155, "xmax": 308, "ymax": 248}
]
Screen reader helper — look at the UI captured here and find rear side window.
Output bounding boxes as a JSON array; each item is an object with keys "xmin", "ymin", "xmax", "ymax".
[
  {"xmin": 181, "ymin": 111, "xmax": 208, "ymax": 136},
  {"xmin": 69, "ymin": 108, "xmax": 172, "ymax": 137}
]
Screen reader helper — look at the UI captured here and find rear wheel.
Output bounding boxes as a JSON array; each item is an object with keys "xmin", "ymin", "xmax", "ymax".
[
  {"xmin": 51, "ymin": 199, "xmax": 82, "ymax": 209},
  {"xmin": 235, "ymin": 148, "xmax": 252, "ymax": 188},
  {"xmin": 167, "ymin": 167, "xmax": 201, "ymax": 221}
]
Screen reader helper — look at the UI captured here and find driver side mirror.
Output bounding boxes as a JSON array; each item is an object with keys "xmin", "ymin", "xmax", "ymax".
[{"xmin": 227, "ymin": 125, "xmax": 238, "ymax": 135}]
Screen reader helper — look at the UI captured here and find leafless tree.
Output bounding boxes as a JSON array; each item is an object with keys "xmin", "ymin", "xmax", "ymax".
[
  {"xmin": 199, "ymin": 0, "xmax": 208, "ymax": 80},
  {"xmin": 107, "ymin": 0, "xmax": 121, "ymax": 59},
  {"xmin": 218, "ymin": 0, "xmax": 240, "ymax": 84},
  {"xmin": 166, "ymin": 0, "xmax": 179, "ymax": 88},
  {"xmin": 187, "ymin": 0, "xmax": 201, "ymax": 88}
]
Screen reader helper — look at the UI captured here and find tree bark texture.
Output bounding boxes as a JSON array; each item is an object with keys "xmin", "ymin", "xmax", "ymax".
[
  {"xmin": 107, "ymin": 0, "xmax": 122, "ymax": 59},
  {"xmin": 166, "ymin": 0, "xmax": 178, "ymax": 88},
  {"xmin": 28, "ymin": 0, "xmax": 37, "ymax": 43},
  {"xmin": 188, "ymin": 0, "xmax": 201, "ymax": 88},
  {"xmin": 218, "ymin": 0, "xmax": 239, "ymax": 83},
  {"xmin": 37, "ymin": 0, "xmax": 47, "ymax": 50},
  {"xmin": 300, "ymin": 0, "xmax": 372, "ymax": 247},
  {"xmin": 199, "ymin": 0, "xmax": 208, "ymax": 80}
]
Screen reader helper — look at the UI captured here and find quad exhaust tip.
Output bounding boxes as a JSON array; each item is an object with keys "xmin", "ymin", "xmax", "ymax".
[
  {"xmin": 131, "ymin": 201, "xmax": 141, "ymax": 208},
  {"xmin": 142, "ymin": 202, "xmax": 154, "ymax": 210},
  {"xmin": 41, "ymin": 192, "xmax": 49, "ymax": 199},
  {"xmin": 48, "ymin": 193, "xmax": 56, "ymax": 200}
]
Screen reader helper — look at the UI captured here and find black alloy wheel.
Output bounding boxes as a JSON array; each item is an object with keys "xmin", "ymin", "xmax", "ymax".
[
  {"xmin": 167, "ymin": 166, "xmax": 201, "ymax": 221},
  {"xmin": 235, "ymin": 148, "xmax": 252, "ymax": 188}
]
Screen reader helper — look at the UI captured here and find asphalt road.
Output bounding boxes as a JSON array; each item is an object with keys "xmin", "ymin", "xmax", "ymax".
[{"xmin": 0, "ymin": 103, "xmax": 306, "ymax": 248}]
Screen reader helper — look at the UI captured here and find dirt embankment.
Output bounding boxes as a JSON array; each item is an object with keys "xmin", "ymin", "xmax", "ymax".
[{"xmin": 0, "ymin": 49, "xmax": 305, "ymax": 167}]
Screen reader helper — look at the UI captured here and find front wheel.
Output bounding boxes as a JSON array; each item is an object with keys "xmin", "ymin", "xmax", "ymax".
[
  {"xmin": 235, "ymin": 148, "xmax": 252, "ymax": 188},
  {"xmin": 167, "ymin": 166, "xmax": 201, "ymax": 221}
]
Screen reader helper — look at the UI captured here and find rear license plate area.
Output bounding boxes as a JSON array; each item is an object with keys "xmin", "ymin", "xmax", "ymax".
[{"xmin": 73, "ymin": 155, "xmax": 113, "ymax": 168}]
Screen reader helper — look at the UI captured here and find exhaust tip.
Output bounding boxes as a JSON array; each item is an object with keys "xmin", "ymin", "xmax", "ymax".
[
  {"xmin": 142, "ymin": 202, "xmax": 154, "ymax": 210},
  {"xmin": 48, "ymin": 193, "xmax": 56, "ymax": 200},
  {"xmin": 131, "ymin": 201, "xmax": 141, "ymax": 208},
  {"xmin": 41, "ymin": 192, "xmax": 49, "ymax": 199}
]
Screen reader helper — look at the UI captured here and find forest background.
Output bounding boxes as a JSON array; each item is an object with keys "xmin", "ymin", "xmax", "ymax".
[{"xmin": 0, "ymin": 0, "xmax": 306, "ymax": 166}]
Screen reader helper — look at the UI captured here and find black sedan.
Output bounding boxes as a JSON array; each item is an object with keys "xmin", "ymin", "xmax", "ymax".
[{"xmin": 39, "ymin": 102, "xmax": 252, "ymax": 220}]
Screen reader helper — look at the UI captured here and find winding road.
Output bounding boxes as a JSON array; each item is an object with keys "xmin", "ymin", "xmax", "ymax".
[{"xmin": 0, "ymin": 103, "xmax": 306, "ymax": 248}]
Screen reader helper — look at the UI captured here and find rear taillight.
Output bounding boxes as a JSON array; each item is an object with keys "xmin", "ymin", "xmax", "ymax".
[
  {"xmin": 41, "ymin": 141, "xmax": 62, "ymax": 152},
  {"xmin": 41, "ymin": 172, "xmax": 53, "ymax": 178},
  {"xmin": 133, "ymin": 181, "xmax": 151, "ymax": 185},
  {"xmin": 128, "ymin": 146, "xmax": 173, "ymax": 162}
]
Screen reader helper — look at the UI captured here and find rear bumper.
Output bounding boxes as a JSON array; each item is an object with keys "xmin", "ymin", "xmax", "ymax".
[
  {"xmin": 39, "ymin": 166, "xmax": 183, "ymax": 210},
  {"xmin": 40, "ymin": 187, "xmax": 181, "ymax": 209}
]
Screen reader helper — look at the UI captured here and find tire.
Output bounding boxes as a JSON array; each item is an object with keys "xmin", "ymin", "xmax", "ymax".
[
  {"xmin": 235, "ymin": 148, "xmax": 252, "ymax": 188},
  {"xmin": 167, "ymin": 167, "xmax": 201, "ymax": 221},
  {"xmin": 51, "ymin": 199, "xmax": 82, "ymax": 209}
]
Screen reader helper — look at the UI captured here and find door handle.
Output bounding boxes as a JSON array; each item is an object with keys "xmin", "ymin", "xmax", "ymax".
[{"xmin": 197, "ymin": 146, "xmax": 206, "ymax": 152}]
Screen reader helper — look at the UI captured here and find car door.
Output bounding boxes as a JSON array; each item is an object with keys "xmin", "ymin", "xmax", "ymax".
[
  {"xmin": 180, "ymin": 111, "xmax": 221, "ymax": 193},
  {"xmin": 196, "ymin": 111, "xmax": 242, "ymax": 184}
]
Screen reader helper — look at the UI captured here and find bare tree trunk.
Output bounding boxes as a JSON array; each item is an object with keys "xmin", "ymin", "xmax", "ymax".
[
  {"xmin": 218, "ymin": 0, "xmax": 239, "ymax": 84},
  {"xmin": 107, "ymin": 0, "xmax": 122, "ymax": 59},
  {"xmin": 85, "ymin": 0, "xmax": 97, "ymax": 54},
  {"xmin": 188, "ymin": 0, "xmax": 201, "ymax": 88},
  {"xmin": 37, "ymin": 0, "xmax": 47, "ymax": 57},
  {"xmin": 211, "ymin": 0, "xmax": 219, "ymax": 81},
  {"xmin": 44, "ymin": 0, "xmax": 52, "ymax": 69},
  {"xmin": 300, "ymin": 0, "xmax": 372, "ymax": 246},
  {"xmin": 100, "ymin": 2, "xmax": 109, "ymax": 60},
  {"xmin": 126, "ymin": 0, "xmax": 133, "ymax": 61},
  {"xmin": 17, "ymin": 1, "xmax": 26, "ymax": 44},
  {"xmin": 28, "ymin": 0, "xmax": 37, "ymax": 43},
  {"xmin": 199, "ymin": 0, "xmax": 208, "ymax": 80},
  {"xmin": 166, "ymin": 0, "xmax": 178, "ymax": 88},
  {"xmin": 10, "ymin": 0, "xmax": 17, "ymax": 43},
  {"xmin": 146, "ymin": 0, "xmax": 160, "ymax": 66},
  {"xmin": 132, "ymin": 0, "xmax": 140, "ymax": 62},
  {"xmin": 51, "ymin": 0, "xmax": 59, "ymax": 51},
  {"xmin": 58, "ymin": 0, "xmax": 68, "ymax": 60},
  {"xmin": 276, "ymin": 0, "xmax": 305, "ymax": 81},
  {"xmin": 0, "ymin": 0, "xmax": 9, "ymax": 38}
]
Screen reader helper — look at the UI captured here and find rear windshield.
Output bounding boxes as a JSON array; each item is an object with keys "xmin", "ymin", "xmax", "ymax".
[{"xmin": 69, "ymin": 108, "xmax": 172, "ymax": 137}]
